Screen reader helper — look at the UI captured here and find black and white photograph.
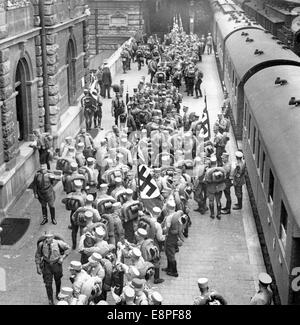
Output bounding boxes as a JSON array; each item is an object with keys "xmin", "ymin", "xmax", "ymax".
[{"xmin": 0, "ymin": 0, "xmax": 299, "ymax": 308}]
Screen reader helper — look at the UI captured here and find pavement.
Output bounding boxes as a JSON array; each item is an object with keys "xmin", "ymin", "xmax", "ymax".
[{"xmin": 0, "ymin": 50, "xmax": 266, "ymax": 305}]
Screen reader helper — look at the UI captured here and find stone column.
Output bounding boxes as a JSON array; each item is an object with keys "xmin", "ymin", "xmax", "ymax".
[
  {"xmin": 33, "ymin": 0, "xmax": 61, "ymax": 135},
  {"xmin": 0, "ymin": 49, "xmax": 19, "ymax": 168},
  {"xmin": 83, "ymin": 14, "xmax": 90, "ymax": 87}
]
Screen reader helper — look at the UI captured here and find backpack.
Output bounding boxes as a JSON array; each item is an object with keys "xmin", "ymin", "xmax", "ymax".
[
  {"xmin": 62, "ymin": 195, "xmax": 85, "ymax": 211},
  {"xmin": 140, "ymin": 239, "xmax": 160, "ymax": 263},
  {"xmin": 138, "ymin": 216, "xmax": 156, "ymax": 240},
  {"xmin": 37, "ymin": 235, "xmax": 66, "ymax": 256},
  {"xmin": 56, "ymin": 158, "xmax": 72, "ymax": 174},
  {"xmin": 83, "ymin": 96, "xmax": 94, "ymax": 109},
  {"xmin": 206, "ymin": 167, "xmax": 226, "ymax": 184}
]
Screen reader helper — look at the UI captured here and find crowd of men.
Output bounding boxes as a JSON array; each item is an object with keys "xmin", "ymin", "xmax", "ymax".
[{"xmin": 32, "ymin": 18, "xmax": 273, "ymax": 306}]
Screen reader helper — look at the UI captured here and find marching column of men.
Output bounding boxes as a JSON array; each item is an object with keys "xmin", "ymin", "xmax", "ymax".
[{"xmin": 33, "ymin": 20, "xmax": 272, "ymax": 305}]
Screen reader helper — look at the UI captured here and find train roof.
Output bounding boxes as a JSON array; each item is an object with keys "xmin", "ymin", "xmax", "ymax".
[
  {"xmin": 215, "ymin": 11, "xmax": 262, "ymax": 41},
  {"xmin": 226, "ymin": 29, "xmax": 300, "ymax": 81},
  {"xmin": 244, "ymin": 65, "xmax": 300, "ymax": 227}
]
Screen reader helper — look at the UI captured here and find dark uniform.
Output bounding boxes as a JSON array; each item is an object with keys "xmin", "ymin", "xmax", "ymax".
[
  {"xmin": 250, "ymin": 273, "xmax": 273, "ymax": 305},
  {"xmin": 35, "ymin": 233, "xmax": 70, "ymax": 305},
  {"xmin": 204, "ymin": 157, "xmax": 226, "ymax": 219},
  {"xmin": 185, "ymin": 65, "xmax": 196, "ymax": 97},
  {"xmin": 221, "ymin": 154, "xmax": 233, "ymax": 215},
  {"xmin": 32, "ymin": 165, "xmax": 57, "ymax": 225},
  {"xmin": 111, "ymin": 95, "xmax": 125, "ymax": 126},
  {"xmin": 232, "ymin": 151, "xmax": 246, "ymax": 210},
  {"xmin": 81, "ymin": 91, "xmax": 96, "ymax": 131}
]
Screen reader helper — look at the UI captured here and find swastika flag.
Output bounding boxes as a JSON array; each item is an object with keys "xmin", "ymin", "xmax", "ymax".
[
  {"xmin": 200, "ymin": 95, "xmax": 211, "ymax": 142},
  {"xmin": 90, "ymin": 79, "xmax": 99, "ymax": 101},
  {"xmin": 138, "ymin": 165, "xmax": 161, "ymax": 199}
]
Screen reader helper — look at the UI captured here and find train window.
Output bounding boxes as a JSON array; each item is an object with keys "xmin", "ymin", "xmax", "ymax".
[
  {"xmin": 279, "ymin": 202, "xmax": 288, "ymax": 250},
  {"xmin": 252, "ymin": 126, "xmax": 256, "ymax": 154},
  {"xmin": 248, "ymin": 114, "xmax": 251, "ymax": 139},
  {"xmin": 257, "ymin": 138, "xmax": 261, "ymax": 168},
  {"xmin": 261, "ymin": 151, "xmax": 265, "ymax": 183},
  {"xmin": 268, "ymin": 169, "xmax": 274, "ymax": 204}
]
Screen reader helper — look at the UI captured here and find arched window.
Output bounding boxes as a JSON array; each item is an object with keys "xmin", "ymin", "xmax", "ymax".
[
  {"xmin": 66, "ymin": 39, "xmax": 76, "ymax": 105},
  {"xmin": 15, "ymin": 58, "xmax": 31, "ymax": 142}
]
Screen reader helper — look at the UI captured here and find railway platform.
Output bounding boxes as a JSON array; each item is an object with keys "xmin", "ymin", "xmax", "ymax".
[{"xmin": 0, "ymin": 49, "xmax": 266, "ymax": 305}]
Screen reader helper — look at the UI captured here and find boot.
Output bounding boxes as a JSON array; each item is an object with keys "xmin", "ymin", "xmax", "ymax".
[
  {"xmin": 216, "ymin": 203, "xmax": 222, "ymax": 220},
  {"xmin": 162, "ymin": 260, "xmax": 170, "ymax": 272},
  {"xmin": 55, "ymin": 279, "xmax": 61, "ymax": 300},
  {"xmin": 153, "ymin": 268, "xmax": 164, "ymax": 284},
  {"xmin": 233, "ymin": 198, "xmax": 242, "ymax": 210},
  {"xmin": 221, "ymin": 208, "xmax": 231, "ymax": 214},
  {"xmin": 50, "ymin": 207, "xmax": 57, "ymax": 225},
  {"xmin": 209, "ymin": 203, "xmax": 215, "ymax": 219},
  {"xmin": 46, "ymin": 285, "xmax": 54, "ymax": 305},
  {"xmin": 167, "ymin": 261, "xmax": 178, "ymax": 277},
  {"xmin": 71, "ymin": 229, "xmax": 77, "ymax": 250},
  {"xmin": 41, "ymin": 207, "xmax": 48, "ymax": 225}
]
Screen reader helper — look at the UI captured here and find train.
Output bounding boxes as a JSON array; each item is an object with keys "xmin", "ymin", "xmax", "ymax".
[{"xmin": 207, "ymin": 0, "xmax": 300, "ymax": 305}]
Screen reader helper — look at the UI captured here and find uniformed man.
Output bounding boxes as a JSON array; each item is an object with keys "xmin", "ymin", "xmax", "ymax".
[
  {"xmin": 110, "ymin": 202, "xmax": 125, "ymax": 246},
  {"xmin": 111, "ymin": 93, "xmax": 126, "ymax": 126},
  {"xmin": 57, "ymin": 287, "xmax": 75, "ymax": 304},
  {"xmin": 162, "ymin": 208, "xmax": 185, "ymax": 277},
  {"xmin": 221, "ymin": 153, "xmax": 233, "ymax": 215},
  {"xmin": 76, "ymin": 128, "xmax": 95, "ymax": 159},
  {"xmin": 149, "ymin": 291, "xmax": 163, "ymax": 305},
  {"xmin": 193, "ymin": 278, "xmax": 227, "ymax": 305},
  {"xmin": 63, "ymin": 161, "xmax": 86, "ymax": 194},
  {"xmin": 185, "ymin": 64, "xmax": 196, "ymax": 97},
  {"xmin": 32, "ymin": 129, "xmax": 53, "ymax": 170},
  {"xmin": 250, "ymin": 273, "xmax": 273, "ymax": 305},
  {"xmin": 213, "ymin": 113, "xmax": 230, "ymax": 135},
  {"xmin": 75, "ymin": 142, "xmax": 86, "ymax": 168},
  {"xmin": 35, "ymin": 231, "xmax": 70, "ymax": 305},
  {"xmin": 214, "ymin": 131, "xmax": 230, "ymax": 166},
  {"xmin": 71, "ymin": 195, "xmax": 101, "ymax": 249},
  {"xmin": 32, "ymin": 164, "xmax": 57, "ymax": 225},
  {"xmin": 204, "ymin": 156, "xmax": 226, "ymax": 220},
  {"xmin": 62, "ymin": 179, "xmax": 86, "ymax": 230},
  {"xmin": 206, "ymin": 32, "xmax": 213, "ymax": 55},
  {"xmin": 69, "ymin": 261, "xmax": 92, "ymax": 300},
  {"xmin": 82, "ymin": 252, "xmax": 105, "ymax": 304},
  {"xmin": 81, "ymin": 89, "xmax": 96, "ymax": 131},
  {"xmin": 232, "ymin": 151, "xmax": 246, "ymax": 210},
  {"xmin": 79, "ymin": 226, "xmax": 109, "ymax": 265},
  {"xmin": 148, "ymin": 58, "xmax": 158, "ymax": 83},
  {"xmin": 84, "ymin": 157, "xmax": 99, "ymax": 199},
  {"xmin": 132, "ymin": 278, "xmax": 149, "ymax": 305},
  {"xmin": 193, "ymin": 157, "xmax": 208, "ymax": 214}
]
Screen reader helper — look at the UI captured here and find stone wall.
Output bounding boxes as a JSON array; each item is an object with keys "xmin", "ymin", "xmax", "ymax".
[
  {"xmin": 32, "ymin": 0, "xmax": 89, "ymax": 136},
  {"xmin": 88, "ymin": 0, "xmax": 144, "ymax": 58}
]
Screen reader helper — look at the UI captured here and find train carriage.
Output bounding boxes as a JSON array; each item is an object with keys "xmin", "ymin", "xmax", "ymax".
[
  {"xmin": 243, "ymin": 65, "xmax": 300, "ymax": 305},
  {"xmin": 224, "ymin": 28, "xmax": 300, "ymax": 139}
]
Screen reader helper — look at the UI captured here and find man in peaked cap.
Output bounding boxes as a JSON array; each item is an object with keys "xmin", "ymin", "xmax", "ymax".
[
  {"xmin": 57, "ymin": 287, "xmax": 74, "ymax": 304},
  {"xmin": 32, "ymin": 163, "xmax": 57, "ymax": 226},
  {"xmin": 193, "ymin": 278, "xmax": 227, "ymax": 305},
  {"xmin": 221, "ymin": 152, "xmax": 233, "ymax": 215},
  {"xmin": 250, "ymin": 273, "xmax": 273, "ymax": 305},
  {"xmin": 35, "ymin": 231, "xmax": 70, "ymax": 305},
  {"xmin": 204, "ymin": 155, "xmax": 226, "ymax": 220},
  {"xmin": 131, "ymin": 278, "xmax": 148, "ymax": 305},
  {"xmin": 69, "ymin": 261, "xmax": 92, "ymax": 300},
  {"xmin": 150, "ymin": 291, "xmax": 163, "ymax": 305},
  {"xmin": 232, "ymin": 150, "xmax": 246, "ymax": 210}
]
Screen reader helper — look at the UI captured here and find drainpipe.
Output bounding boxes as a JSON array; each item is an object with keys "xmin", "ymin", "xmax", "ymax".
[{"xmin": 39, "ymin": 0, "xmax": 51, "ymax": 133}]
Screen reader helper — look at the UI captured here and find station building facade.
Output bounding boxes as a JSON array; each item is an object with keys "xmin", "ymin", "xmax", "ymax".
[{"xmin": 0, "ymin": 0, "xmax": 90, "ymax": 217}]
